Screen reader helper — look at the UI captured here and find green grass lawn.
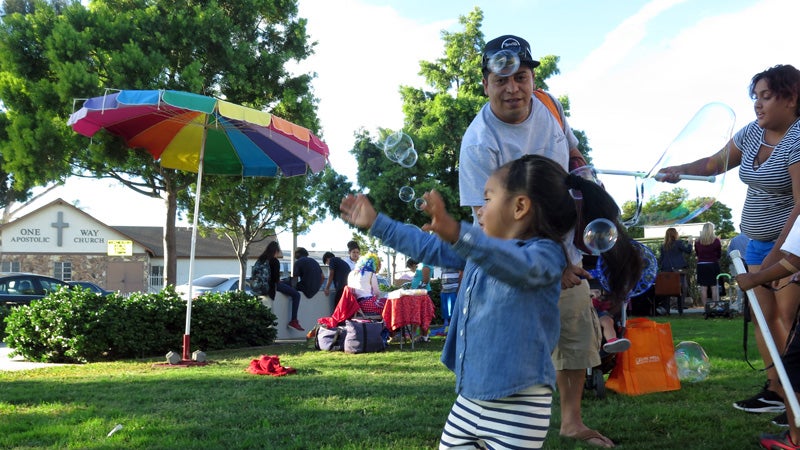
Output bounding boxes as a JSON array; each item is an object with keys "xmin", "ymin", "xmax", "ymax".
[{"xmin": 0, "ymin": 314, "xmax": 781, "ymax": 449}]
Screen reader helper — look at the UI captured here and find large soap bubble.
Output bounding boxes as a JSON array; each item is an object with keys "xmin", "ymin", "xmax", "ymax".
[
  {"xmin": 583, "ymin": 218, "xmax": 618, "ymax": 255},
  {"xmin": 673, "ymin": 341, "xmax": 711, "ymax": 382},
  {"xmin": 383, "ymin": 131, "xmax": 415, "ymax": 165},
  {"xmin": 614, "ymin": 102, "xmax": 736, "ymax": 227}
]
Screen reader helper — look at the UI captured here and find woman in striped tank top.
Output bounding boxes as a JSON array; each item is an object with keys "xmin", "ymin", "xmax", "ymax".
[{"xmin": 659, "ymin": 64, "xmax": 800, "ymax": 441}]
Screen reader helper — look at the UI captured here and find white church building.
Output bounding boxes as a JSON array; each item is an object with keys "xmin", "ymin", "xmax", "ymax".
[{"xmin": 0, "ymin": 198, "xmax": 273, "ymax": 294}]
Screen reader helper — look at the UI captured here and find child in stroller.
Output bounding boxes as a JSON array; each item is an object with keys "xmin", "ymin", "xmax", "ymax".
[
  {"xmin": 586, "ymin": 288, "xmax": 631, "ymax": 399},
  {"xmin": 592, "ymin": 289, "xmax": 630, "ymax": 354}
]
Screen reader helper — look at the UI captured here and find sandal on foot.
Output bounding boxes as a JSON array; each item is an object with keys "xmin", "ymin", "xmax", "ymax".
[
  {"xmin": 760, "ymin": 430, "xmax": 800, "ymax": 449},
  {"xmin": 564, "ymin": 429, "xmax": 615, "ymax": 448}
]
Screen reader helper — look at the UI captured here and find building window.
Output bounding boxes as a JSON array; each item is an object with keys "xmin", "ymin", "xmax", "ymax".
[
  {"xmin": 1, "ymin": 261, "xmax": 20, "ymax": 272},
  {"xmin": 150, "ymin": 266, "xmax": 164, "ymax": 291},
  {"xmin": 54, "ymin": 261, "xmax": 72, "ymax": 281}
]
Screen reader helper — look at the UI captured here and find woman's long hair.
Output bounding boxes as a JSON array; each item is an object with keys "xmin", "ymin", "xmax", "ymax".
[
  {"xmin": 663, "ymin": 228, "xmax": 679, "ymax": 251},
  {"xmin": 567, "ymin": 173, "xmax": 644, "ymax": 305},
  {"xmin": 258, "ymin": 241, "xmax": 280, "ymax": 263},
  {"xmin": 699, "ymin": 223, "xmax": 716, "ymax": 245}
]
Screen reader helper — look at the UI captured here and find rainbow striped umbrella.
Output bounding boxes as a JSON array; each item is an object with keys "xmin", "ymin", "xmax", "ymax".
[
  {"xmin": 68, "ymin": 89, "xmax": 328, "ymax": 176},
  {"xmin": 68, "ymin": 89, "xmax": 329, "ymax": 361}
]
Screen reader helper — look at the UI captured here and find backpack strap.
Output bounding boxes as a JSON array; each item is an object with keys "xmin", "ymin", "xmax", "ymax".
[{"xmin": 532, "ymin": 89, "xmax": 564, "ymax": 131}]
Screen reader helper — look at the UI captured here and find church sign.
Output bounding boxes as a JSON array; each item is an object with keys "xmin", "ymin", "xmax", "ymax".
[{"xmin": 1, "ymin": 202, "xmax": 136, "ymax": 255}]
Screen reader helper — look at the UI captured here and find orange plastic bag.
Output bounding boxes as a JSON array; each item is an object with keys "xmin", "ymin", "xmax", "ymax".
[{"xmin": 605, "ymin": 317, "xmax": 681, "ymax": 395}]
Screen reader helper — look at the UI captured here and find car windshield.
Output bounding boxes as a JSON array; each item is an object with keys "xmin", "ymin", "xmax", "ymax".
[
  {"xmin": 191, "ymin": 276, "xmax": 231, "ymax": 288},
  {"xmin": 41, "ymin": 280, "xmax": 66, "ymax": 294}
]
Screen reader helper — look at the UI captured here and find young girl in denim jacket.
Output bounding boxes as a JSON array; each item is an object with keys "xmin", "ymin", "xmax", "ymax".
[{"xmin": 340, "ymin": 155, "xmax": 639, "ymax": 449}]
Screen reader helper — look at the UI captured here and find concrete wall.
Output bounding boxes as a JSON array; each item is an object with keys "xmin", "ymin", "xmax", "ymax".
[
  {"xmin": 260, "ymin": 290, "xmax": 338, "ymax": 340},
  {"xmin": 643, "ymin": 223, "xmax": 706, "ymax": 239}
]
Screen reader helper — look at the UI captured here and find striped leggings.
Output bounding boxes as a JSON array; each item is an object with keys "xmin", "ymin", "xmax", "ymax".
[{"xmin": 439, "ymin": 385, "xmax": 552, "ymax": 450}]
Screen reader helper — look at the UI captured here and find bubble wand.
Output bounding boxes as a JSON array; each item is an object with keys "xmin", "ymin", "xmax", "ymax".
[
  {"xmin": 730, "ymin": 249, "xmax": 800, "ymax": 427},
  {"xmin": 594, "ymin": 169, "xmax": 716, "ymax": 183}
]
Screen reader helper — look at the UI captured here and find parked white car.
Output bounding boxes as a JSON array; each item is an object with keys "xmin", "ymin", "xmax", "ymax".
[{"xmin": 175, "ymin": 274, "xmax": 252, "ymax": 300}]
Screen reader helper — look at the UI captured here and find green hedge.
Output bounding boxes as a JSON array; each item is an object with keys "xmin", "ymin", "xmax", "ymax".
[{"xmin": 3, "ymin": 286, "xmax": 277, "ymax": 363}]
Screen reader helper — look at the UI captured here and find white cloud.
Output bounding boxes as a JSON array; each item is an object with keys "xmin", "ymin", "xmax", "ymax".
[
  {"xmin": 295, "ymin": 0, "xmax": 451, "ymax": 182},
  {"xmin": 550, "ymin": 0, "xmax": 799, "ymax": 232},
  {"xmin": 572, "ymin": 0, "xmax": 689, "ymax": 84}
]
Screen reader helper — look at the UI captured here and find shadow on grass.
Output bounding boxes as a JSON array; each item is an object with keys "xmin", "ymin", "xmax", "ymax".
[
  {"xmin": 0, "ymin": 316, "xmax": 778, "ymax": 449},
  {"xmin": 1, "ymin": 341, "xmax": 453, "ymax": 449}
]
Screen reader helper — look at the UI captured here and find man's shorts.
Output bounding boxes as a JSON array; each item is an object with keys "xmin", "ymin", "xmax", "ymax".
[{"xmin": 551, "ymin": 279, "xmax": 602, "ymax": 370}]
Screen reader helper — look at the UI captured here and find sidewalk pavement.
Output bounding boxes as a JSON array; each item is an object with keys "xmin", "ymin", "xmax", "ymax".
[{"xmin": 0, "ymin": 342, "xmax": 66, "ymax": 371}]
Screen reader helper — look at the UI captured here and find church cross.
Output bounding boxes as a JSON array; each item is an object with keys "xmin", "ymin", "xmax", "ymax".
[{"xmin": 51, "ymin": 211, "xmax": 69, "ymax": 247}]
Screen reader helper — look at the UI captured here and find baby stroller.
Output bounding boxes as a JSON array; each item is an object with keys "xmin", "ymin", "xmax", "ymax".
[
  {"xmin": 584, "ymin": 295, "xmax": 629, "ymax": 400},
  {"xmin": 704, "ymin": 273, "xmax": 733, "ymax": 319}
]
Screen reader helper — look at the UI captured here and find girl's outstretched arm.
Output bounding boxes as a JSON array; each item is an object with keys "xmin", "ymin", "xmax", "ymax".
[
  {"xmin": 340, "ymin": 194, "xmax": 378, "ymax": 229},
  {"xmin": 419, "ymin": 190, "xmax": 460, "ymax": 243}
]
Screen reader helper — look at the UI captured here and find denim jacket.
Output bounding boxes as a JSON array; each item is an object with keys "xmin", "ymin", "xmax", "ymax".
[{"xmin": 370, "ymin": 214, "xmax": 564, "ymax": 400}]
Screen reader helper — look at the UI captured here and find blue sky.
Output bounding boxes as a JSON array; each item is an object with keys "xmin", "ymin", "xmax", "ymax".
[{"xmin": 28, "ymin": 0, "xmax": 798, "ymax": 252}]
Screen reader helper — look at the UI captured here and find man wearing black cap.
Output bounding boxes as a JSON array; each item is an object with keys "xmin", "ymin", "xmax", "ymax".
[{"xmin": 458, "ymin": 35, "xmax": 614, "ymax": 448}]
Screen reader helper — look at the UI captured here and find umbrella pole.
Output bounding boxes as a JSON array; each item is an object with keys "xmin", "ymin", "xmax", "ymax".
[{"xmin": 182, "ymin": 134, "xmax": 207, "ymax": 361}]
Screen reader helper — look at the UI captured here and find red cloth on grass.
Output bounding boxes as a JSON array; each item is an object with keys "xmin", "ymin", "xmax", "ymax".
[{"xmin": 247, "ymin": 355, "xmax": 296, "ymax": 376}]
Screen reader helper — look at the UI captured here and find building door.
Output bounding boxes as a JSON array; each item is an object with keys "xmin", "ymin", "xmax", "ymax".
[{"xmin": 107, "ymin": 262, "xmax": 145, "ymax": 294}]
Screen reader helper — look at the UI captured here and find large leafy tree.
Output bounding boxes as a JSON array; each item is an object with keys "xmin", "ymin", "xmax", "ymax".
[
  {"xmin": 349, "ymin": 7, "xmax": 593, "ymax": 227},
  {"xmin": 180, "ymin": 175, "xmax": 310, "ymax": 286},
  {"xmin": 0, "ymin": 112, "xmax": 31, "ymax": 213},
  {"xmin": 0, "ymin": 0, "xmax": 319, "ymax": 285}
]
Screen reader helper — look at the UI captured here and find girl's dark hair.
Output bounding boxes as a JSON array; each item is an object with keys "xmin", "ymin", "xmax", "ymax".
[
  {"xmin": 258, "ymin": 241, "xmax": 280, "ymax": 263},
  {"xmin": 502, "ymin": 155, "xmax": 578, "ymax": 244},
  {"xmin": 567, "ymin": 170, "xmax": 643, "ymax": 305},
  {"xmin": 503, "ymin": 155, "xmax": 643, "ymax": 305},
  {"xmin": 750, "ymin": 64, "xmax": 800, "ymax": 116}
]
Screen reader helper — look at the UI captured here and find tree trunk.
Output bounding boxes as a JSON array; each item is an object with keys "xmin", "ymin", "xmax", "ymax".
[{"xmin": 163, "ymin": 188, "xmax": 178, "ymax": 287}]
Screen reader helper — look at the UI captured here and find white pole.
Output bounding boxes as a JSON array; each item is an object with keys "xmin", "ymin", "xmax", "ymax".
[
  {"xmin": 730, "ymin": 249, "xmax": 800, "ymax": 427},
  {"xmin": 594, "ymin": 169, "xmax": 715, "ymax": 182},
  {"xmin": 182, "ymin": 128, "xmax": 207, "ymax": 360}
]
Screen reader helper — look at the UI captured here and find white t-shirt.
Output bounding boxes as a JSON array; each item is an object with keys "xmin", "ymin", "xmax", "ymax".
[
  {"xmin": 781, "ymin": 216, "xmax": 800, "ymax": 257},
  {"xmin": 459, "ymin": 92, "xmax": 578, "ymax": 208},
  {"xmin": 459, "ymin": 92, "xmax": 581, "ymax": 263}
]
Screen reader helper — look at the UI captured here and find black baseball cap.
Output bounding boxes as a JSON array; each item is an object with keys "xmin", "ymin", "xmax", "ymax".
[{"xmin": 482, "ymin": 35, "xmax": 540, "ymax": 72}]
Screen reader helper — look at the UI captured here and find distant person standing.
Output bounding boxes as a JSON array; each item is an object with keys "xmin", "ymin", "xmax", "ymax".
[
  {"xmin": 439, "ymin": 268, "xmax": 462, "ymax": 328},
  {"xmin": 695, "ymin": 223, "xmax": 722, "ymax": 307},
  {"xmin": 345, "ymin": 240, "xmax": 361, "ymax": 271},
  {"xmin": 323, "ymin": 251, "xmax": 351, "ymax": 306},
  {"xmin": 293, "ymin": 247, "xmax": 323, "ymax": 299},
  {"xmin": 658, "ymin": 227, "xmax": 692, "ymax": 315}
]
